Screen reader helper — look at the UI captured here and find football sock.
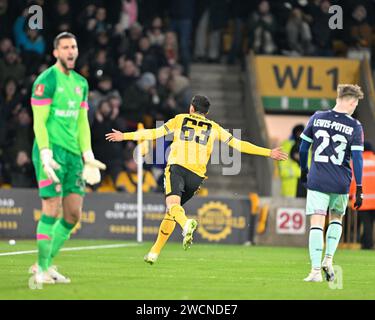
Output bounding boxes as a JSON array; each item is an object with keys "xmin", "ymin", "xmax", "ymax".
[
  {"xmin": 150, "ymin": 214, "xmax": 176, "ymax": 255},
  {"xmin": 36, "ymin": 214, "xmax": 57, "ymax": 271},
  {"xmin": 48, "ymin": 218, "xmax": 75, "ymax": 267},
  {"xmin": 168, "ymin": 205, "xmax": 188, "ymax": 229},
  {"xmin": 325, "ymin": 221, "xmax": 342, "ymax": 258},
  {"xmin": 309, "ymin": 226, "xmax": 324, "ymax": 269}
]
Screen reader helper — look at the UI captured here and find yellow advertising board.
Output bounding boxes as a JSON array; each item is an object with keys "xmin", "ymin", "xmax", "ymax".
[{"xmin": 254, "ymin": 55, "xmax": 360, "ymax": 112}]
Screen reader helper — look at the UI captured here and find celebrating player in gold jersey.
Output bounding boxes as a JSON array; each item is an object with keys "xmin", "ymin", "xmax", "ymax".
[{"xmin": 106, "ymin": 95, "xmax": 288, "ymax": 264}]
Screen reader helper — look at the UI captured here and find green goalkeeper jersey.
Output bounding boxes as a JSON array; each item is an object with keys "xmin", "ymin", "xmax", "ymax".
[{"xmin": 31, "ymin": 64, "xmax": 91, "ymax": 155}]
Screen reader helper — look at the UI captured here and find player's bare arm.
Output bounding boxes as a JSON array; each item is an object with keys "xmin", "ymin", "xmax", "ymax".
[
  {"xmin": 270, "ymin": 147, "xmax": 288, "ymax": 161},
  {"xmin": 105, "ymin": 129, "xmax": 125, "ymax": 142}
]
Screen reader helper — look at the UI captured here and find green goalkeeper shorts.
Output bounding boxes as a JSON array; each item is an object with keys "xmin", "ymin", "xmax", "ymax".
[
  {"xmin": 32, "ymin": 142, "xmax": 85, "ymax": 198},
  {"xmin": 306, "ymin": 189, "xmax": 348, "ymax": 216}
]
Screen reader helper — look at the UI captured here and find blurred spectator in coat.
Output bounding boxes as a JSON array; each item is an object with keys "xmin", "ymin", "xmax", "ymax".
[
  {"xmin": 136, "ymin": 36, "xmax": 168, "ymax": 75},
  {"xmin": 89, "ymin": 75, "xmax": 122, "ymax": 123},
  {"xmin": 0, "ymin": 48, "xmax": 25, "ymax": 87},
  {"xmin": 114, "ymin": 0, "xmax": 138, "ymax": 34},
  {"xmin": 350, "ymin": 142, "xmax": 375, "ymax": 249},
  {"xmin": 248, "ymin": 0, "xmax": 278, "ymax": 55},
  {"xmin": 48, "ymin": 0, "xmax": 73, "ymax": 42},
  {"xmin": 6, "ymin": 108, "xmax": 34, "ymax": 161},
  {"xmin": 91, "ymin": 99, "xmax": 125, "ymax": 191},
  {"xmin": 194, "ymin": 0, "xmax": 229, "ymax": 63},
  {"xmin": 10, "ymin": 150, "xmax": 35, "ymax": 188},
  {"xmin": 168, "ymin": 73, "xmax": 192, "ymax": 114},
  {"xmin": 13, "ymin": 10, "xmax": 45, "ymax": 56},
  {"xmin": 155, "ymin": 66, "xmax": 177, "ymax": 120},
  {"xmin": 311, "ymin": 0, "xmax": 333, "ymax": 56},
  {"xmin": 115, "ymin": 57, "xmax": 140, "ymax": 93},
  {"xmin": 147, "ymin": 16, "xmax": 166, "ymax": 47},
  {"xmin": 0, "ymin": 77, "xmax": 22, "ymax": 122},
  {"xmin": 89, "ymin": 49, "xmax": 115, "ymax": 87},
  {"xmin": 346, "ymin": 4, "xmax": 373, "ymax": 61},
  {"xmin": 227, "ymin": 0, "xmax": 252, "ymax": 64},
  {"xmin": 285, "ymin": 7, "xmax": 314, "ymax": 56},
  {"xmin": 279, "ymin": 124, "xmax": 305, "ymax": 197},
  {"xmin": 164, "ymin": 31, "xmax": 179, "ymax": 67},
  {"xmin": 168, "ymin": 0, "xmax": 195, "ymax": 75},
  {"xmin": 0, "ymin": 0, "xmax": 16, "ymax": 39},
  {"xmin": 121, "ymin": 72, "xmax": 159, "ymax": 129},
  {"xmin": 0, "ymin": 37, "xmax": 13, "ymax": 59}
]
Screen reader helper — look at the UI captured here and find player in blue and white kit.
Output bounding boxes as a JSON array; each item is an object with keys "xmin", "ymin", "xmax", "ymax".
[{"xmin": 299, "ymin": 84, "xmax": 364, "ymax": 282}]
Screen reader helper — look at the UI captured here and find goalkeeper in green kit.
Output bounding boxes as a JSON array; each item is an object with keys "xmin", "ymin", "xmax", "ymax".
[{"xmin": 29, "ymin": 32, "xmax": 106, "ymax": 285}]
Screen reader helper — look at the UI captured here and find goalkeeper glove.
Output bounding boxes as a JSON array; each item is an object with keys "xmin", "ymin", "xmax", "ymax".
[
  {"xmin": 354, "ymin": 185, "xmax": 363, "ymax": 210},
  {"xmin": 40, "ymin": 149, "xmax": 61, "ymax": 184},
  {"xmin": 82, "ymin": 150, "xmax": 107, "ymax": 185}
]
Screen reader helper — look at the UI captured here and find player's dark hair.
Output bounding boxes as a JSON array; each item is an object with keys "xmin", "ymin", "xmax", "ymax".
[
  {"xmin": 54, "ymin": 32, "xmax": 76, "ymax": 49},
  {"xmin": 191, "ymin": 95, "xmax": 210, "ymax": 114}
]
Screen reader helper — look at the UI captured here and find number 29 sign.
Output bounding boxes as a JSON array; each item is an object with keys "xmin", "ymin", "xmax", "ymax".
[{"xmin": 276, "ymin": 208, "xmax": 306, "ymax": 235}]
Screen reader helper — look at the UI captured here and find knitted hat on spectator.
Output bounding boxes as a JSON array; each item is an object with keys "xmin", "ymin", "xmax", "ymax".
[{"xmin": 137, "ymin": 72, "xmax": 156, "ymax": 90}]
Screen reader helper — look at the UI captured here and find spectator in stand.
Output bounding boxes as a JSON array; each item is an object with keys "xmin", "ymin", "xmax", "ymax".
[
  {"xmin": 88, "ymin": 6, "xmax": 112, "ymax": 34},
  {"xmin": 279, "ymin": 124, "xmax": 305, "ymax": 197},
  {"xmin": 0, "ymin": 46, "xmax": 26, "ymax": 88},
  {"xmin": 48, "ymin": 0, "xmax": 73, "ymax": 42},
  {"xmin": 304, "ymin": 0, "xmax": 321, "ymax": 22},
  {"xmin": 227, "ymin": 0, "xmax": 252, "ymax": 65},
  {"xmin": 13, "ymin": 9, "xmax": 45, "ymax": 56},
  {"xmin": 164, "ymin": 31, "xmax": 179, "ymax": 67},
  {"xmin": 248, "ymin": 0, "xmax": 278, "ymax": 55},
  {"xmin": 346, "ymin": 4, "xmax": 373, "ymax": 61},
  {"xmin": 168, "ymin": 72, "xmax": 192, "ymax": 114},
  {"xmin": 123, "ymin": 22, "xmax": 144, "ymax": 58},
  {"xmin": 194, "ymin": 0, "xmax": 229, "ymax": 63},
  {"xmin": 10, "ymin": 150, "xmax": 35, "ymax": 188},
  {"xmin": 6, "ymin": 108, "xmax": 34, "ymax": 160},
  {"xmin": 115, "ymin": 0, "xmax": 138, "ymax": 34},
  {"xmin": 137, "ymin": 35, "xmax": 167, "ymax": 74},
  {"xmin": 89, "ymin": 49, "xmax": 115, "ymax": 87},
  {"xmin": 76, "ymin": 3, "xmax": 97, "ymax": 48},
  {"xmin": 0, "ymin": 0, "xmax": 15, "ymax": 39},
  {"xmin": 121, "ymin": 72, "xmax": 160, "ymax": 129},
  {"xmin": 95, "ymin": 30, "xmax": 112, "ymax": 52},
  {"xmin": 311, "ymin": 0, "xmax": 333, "ymax": 56},
  {"xmin": 115, "ymin": 57, "xmax": 140, "ymax": 93},
  {"xmin": 285, "ymin": 7, "xmax": 314, "ymax": 56},
  {"xmin": 155, "ymin": 66, "xmax": 177, "ymax": 120},
  {"xmin": 0, "ymin": 37, "xmax": 13, "ymax": 59},
  {"xmin": 168, "ymin": 0, "xmax": 195, "ymax": 75},
  {"xmin": 147, "ymin": 16, "xmax": 166, "ymax": 47},
  {"xmin": 0, "ymin": 77, "xmax": 22, "ymax": 122},
  {"xmin": 117, "ymin": 145, "xmax": 157, "ymax": 193},
  {"xmin": 84, "ymin": 6, "xmax": 112, "ymax": 49},
  {"xmin": 89, "ymin": 75, "xmax": 122, "ymax": 121},
  {"xmin": 91, "ymin": 99, "xmax": 125, "ymax": 191},
  {"xmin": 137, "ymin": 0, "xmax": 167, "ymax": 26},
  {"xmin": 350, "ymin": 142, "xmax": 375, "ymax": 249}
]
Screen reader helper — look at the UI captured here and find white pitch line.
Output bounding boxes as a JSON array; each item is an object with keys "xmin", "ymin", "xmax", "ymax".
[{"xmin": 0, "ymin": 243, "xmax": 141, "ymax": 257}]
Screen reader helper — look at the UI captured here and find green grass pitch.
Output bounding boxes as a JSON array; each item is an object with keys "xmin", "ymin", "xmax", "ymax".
[{"xmin": 0, "ymin": 240, "xmax": 374, "ymax": 300}]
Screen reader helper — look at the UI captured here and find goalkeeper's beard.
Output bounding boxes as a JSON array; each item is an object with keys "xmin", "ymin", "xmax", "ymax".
[{"xmin": 59, "ymin": 58, "xmax": 75, "ymax": 71}]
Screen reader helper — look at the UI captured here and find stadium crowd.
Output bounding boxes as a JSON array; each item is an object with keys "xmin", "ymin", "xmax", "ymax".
[{"xmin": 0, "ymin": 0, "xmax": 374, "ymax": 193}]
